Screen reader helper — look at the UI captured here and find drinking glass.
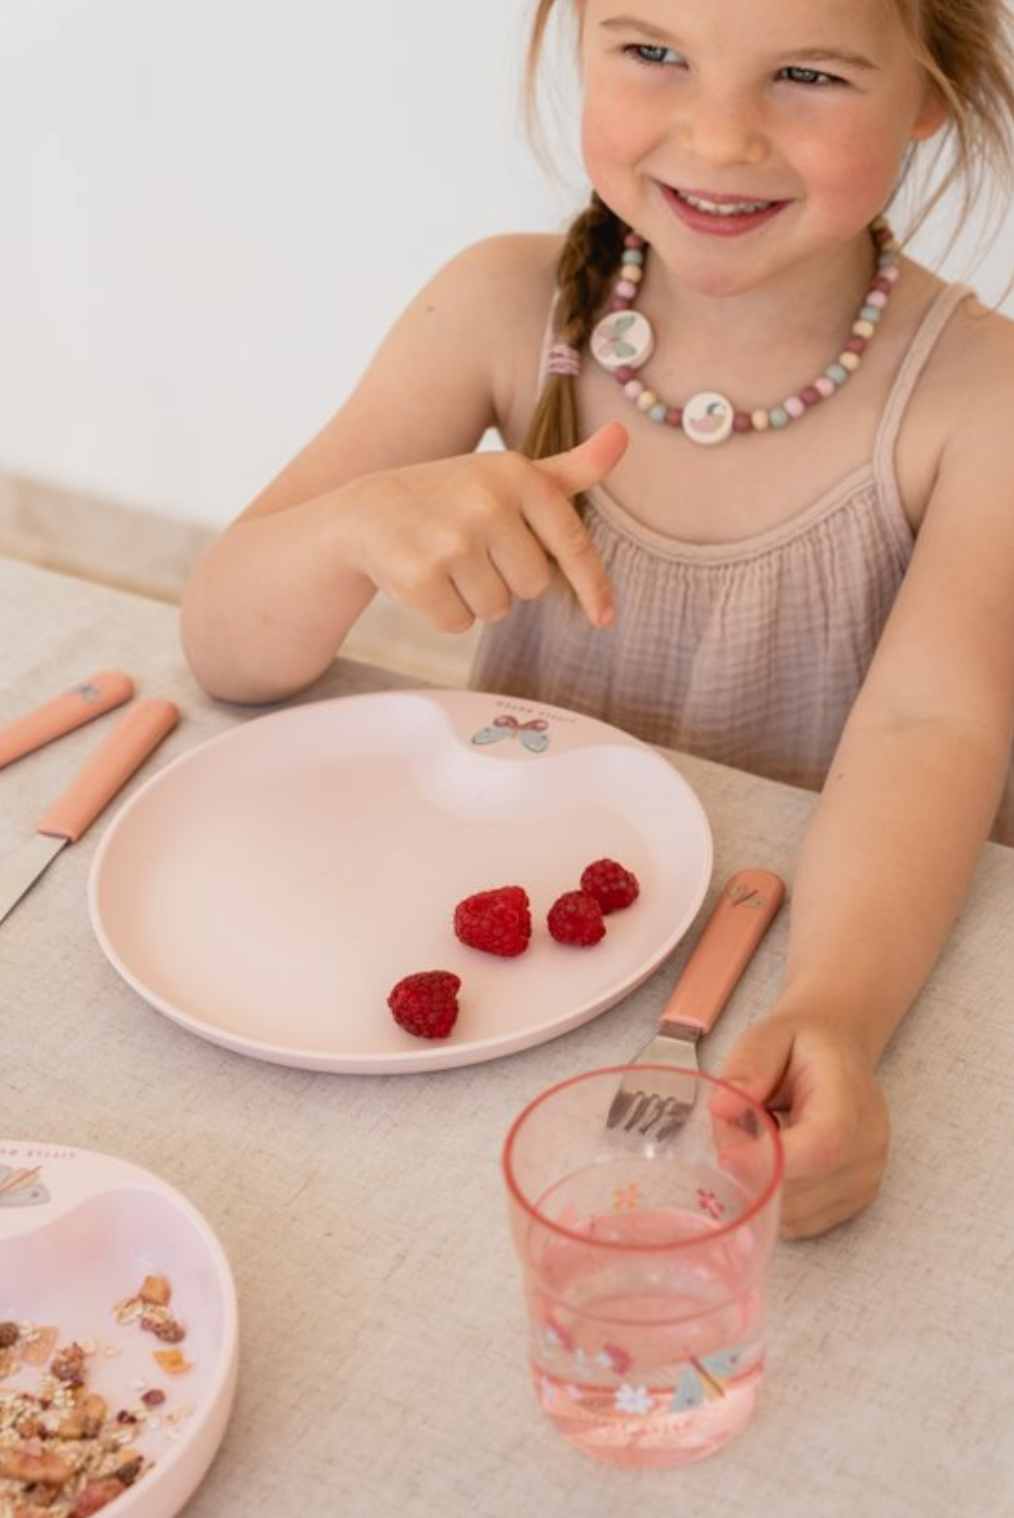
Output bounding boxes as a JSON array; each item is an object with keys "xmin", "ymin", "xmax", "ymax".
[{"xmin": 502, "ymin": 1065, "xmax": 783, "ymax": 1467}]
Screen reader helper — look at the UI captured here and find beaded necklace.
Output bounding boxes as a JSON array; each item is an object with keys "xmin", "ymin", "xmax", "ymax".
[{"xmin": 586, "ymin": 216, "xmax": 900, "ymax": 447}]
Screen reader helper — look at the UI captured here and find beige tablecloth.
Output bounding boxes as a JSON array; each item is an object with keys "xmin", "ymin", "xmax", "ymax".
[{"xmin": 1, "ymin": 559, "xmax": 1012, "ymax": 1517}]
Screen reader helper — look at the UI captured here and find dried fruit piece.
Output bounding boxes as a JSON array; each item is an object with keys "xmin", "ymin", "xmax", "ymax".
[
  {"xmin": 580, "ymin": 858, "xmax": 640, "ymax": 913},
  {"xmin": 153, "ymin": 1348, "xmax": 193, "ymax": 1375},
  {"xmin": 388, "ymin": 970, "xmax": 461, "ymax": 1039},
  {"xmin": 138, "ymin": 1275, "xmax": 172, "ymax": 1307},
  {"xmin": 547, "ymin": 890, "xmax": 606, "ymax": 946},
  {"xmin": 453, "ymin": 885, "xmax": 532, "ymax": 957}
]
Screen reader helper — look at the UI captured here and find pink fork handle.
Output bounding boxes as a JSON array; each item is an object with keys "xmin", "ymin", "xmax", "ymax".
[
  {"xmin": 0, "ymin": 671, "xmax": 135, "ymax": 769},
  {"xmin": 37, "ymin": 698, "xmax": 180, "ymax": 842},
  {"xmin": 660, "ymin": 868, "xmax": 786, "ymax": 1035}
]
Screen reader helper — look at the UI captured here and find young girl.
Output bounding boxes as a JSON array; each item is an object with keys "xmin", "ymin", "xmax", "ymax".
[{"xmin": 182, "ymin": 0, "xmax": 1014, "ymax": 1239}]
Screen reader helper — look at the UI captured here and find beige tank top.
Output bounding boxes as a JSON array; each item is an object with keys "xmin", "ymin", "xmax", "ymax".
[{"xmin": 470, "ymin": 284, "xmax": 1014, "ymax": 844}]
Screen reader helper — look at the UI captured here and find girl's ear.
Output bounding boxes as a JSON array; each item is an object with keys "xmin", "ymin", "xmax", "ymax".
[{"xmin": 910, "ymin": 81, "xmax": 949, "ymax": 143}]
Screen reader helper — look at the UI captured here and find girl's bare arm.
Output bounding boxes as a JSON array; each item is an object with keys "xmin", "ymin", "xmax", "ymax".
[
  {"xmin": 724, "ymin": 309, "xmax": 1014, "ymax": 1235},
  {"xmin": 181, "ymin": 237, "xmax": 624, "ymax": 703}
]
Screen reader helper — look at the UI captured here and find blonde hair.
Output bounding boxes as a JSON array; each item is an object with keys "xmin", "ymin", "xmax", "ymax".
[{"xmin": 522, "ymin": 0, "xmax": 1014, "ymax": 462}]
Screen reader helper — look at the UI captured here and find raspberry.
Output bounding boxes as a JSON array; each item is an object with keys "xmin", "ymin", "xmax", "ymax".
[
  {"xmin": 547, "ymin": 890, "xmax": 606, "ymax": 946},
  {"xmin": 387, "ymin": 971, "xmax": 461, "ymax": 1039},
  {"xmin": 454, "ymin": 886, "xmax": 532, "ymax": 957},
  {"xmin": 580, "ymin": 858, "xmax": 640, "ymax": 914}
]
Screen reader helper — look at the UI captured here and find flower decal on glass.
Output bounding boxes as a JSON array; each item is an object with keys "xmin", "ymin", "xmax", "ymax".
[{"xmin": 614, "ymin": 1383, "xmax": 654, "ymax": 1415}]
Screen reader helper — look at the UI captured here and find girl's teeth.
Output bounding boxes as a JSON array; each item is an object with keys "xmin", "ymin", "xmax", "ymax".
[{"xmin": 680, "ymin": 191, "xmax": 773, "ymax": 216}]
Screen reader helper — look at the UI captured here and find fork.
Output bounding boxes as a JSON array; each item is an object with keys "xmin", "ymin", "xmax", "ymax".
[{"xmin": 606, "ymin": 868, "xmax": 785, "ymax": 1141}]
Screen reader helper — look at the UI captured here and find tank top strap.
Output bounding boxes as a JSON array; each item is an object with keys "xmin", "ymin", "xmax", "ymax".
[{"xmin": 872, "ymin": 282, "xmax": 972, "ymax": 487}]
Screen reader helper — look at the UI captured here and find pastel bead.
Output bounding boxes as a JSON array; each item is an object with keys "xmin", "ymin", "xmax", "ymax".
[
  {"xmin": 784, "ymin": 396, "xmax": 806, "ymax": 418},
  {"xmin": 860, "ymin": 306, "xmax": 881, "ymax": 323},
  {"xmin": 636, "ymin": 389, "xmax": 658, "ymax": 411},
  {"xmin": 665, "ymin": 408, "xmax": 683, "ymax": 427},
  {"xmin": 733, "ymin": 412, "xmax": 753, "ymax": 433},
  {"xmin": 622, "ymin": 248, "xmax": 644, "ymax": 264},
  {"xmin": 866, "ymin": 290, "xmax": 888, "ymax": 308},
  {"xmin": 623, "ymin": 232, "xmax": 645, "ymax": 247},
  {"xmin": 649, "ymin": 402, "xmax": 668, "ymax": 422},
  {"xmin": 769, "ymin": 407, "xmax": 790, "ymax": 428},
  {"xmin": 624, "ymin": 379, "xmax": 645, "ymax": 400},
  {"xmin": 853, "ymin": 319, "xmax": 876, "ymax": 338},
  {"xmin": 826, "ymin": 363, "xmax": 849, "ymax": 384},
  {"xmin": 615, "ymin": 279, "xmax": 638, "ymax": 299},
  {"xmin": 619, "ymin": 264, "xmax": 644, "ymax": 283},
  {"xmin": 838, "ymin": 351, "xmax": 861, "ymax": 372},
  {"xmin": 800, "ymin": 386, "xmax": 822, "ymax": 406},
  {"xmin": 843, "ymin": 336, "xmax": 868, "ymax": 355},
  {"xmin": 879, "ymin": 263, "xmax": 900, "ymax": 282},
  {"xmin": 751, "ymin": 408, "xmax": 771, "ymax": 430},
  {"xmin": 814, "ymin": 376, "xmax": 837, "ymax": 398},
  {"xmin": 615, "ymin": 365, "xmax": 634, "ymax": 384}
]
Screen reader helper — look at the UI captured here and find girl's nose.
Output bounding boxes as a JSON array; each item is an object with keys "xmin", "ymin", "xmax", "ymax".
[{"xmin": 675, "ymin": 90, "xmax": 768, "ymax": 169}]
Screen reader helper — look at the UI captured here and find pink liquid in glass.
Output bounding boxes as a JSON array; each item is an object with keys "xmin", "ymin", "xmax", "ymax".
[{"xmin": 528, "ymin": 1173, "xmax": 766, "ymax": 1467}]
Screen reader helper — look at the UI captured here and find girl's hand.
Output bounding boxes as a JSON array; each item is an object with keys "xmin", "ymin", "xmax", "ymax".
[
  {"xmin": 720, "ymin": 1012, "xmax": 890, "ymax": 1239},
  {"xmin": 335, "ymin": 421, "xmax": 627, "ymax": 633}
]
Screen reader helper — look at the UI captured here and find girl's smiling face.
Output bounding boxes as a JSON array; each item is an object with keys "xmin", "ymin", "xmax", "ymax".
[{"xmin": 577, "ymin": 0, "xmax": 947, "ymax": 293}]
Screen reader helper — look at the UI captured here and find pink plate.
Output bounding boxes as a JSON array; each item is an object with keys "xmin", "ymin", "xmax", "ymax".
[
  {"xmin": 89, "ymin": 689, "xmax": 712, "ymax": 1072},
  {"xmin": 0, "ymin": 1139, "xmax": 238, "ymax": 1517}
]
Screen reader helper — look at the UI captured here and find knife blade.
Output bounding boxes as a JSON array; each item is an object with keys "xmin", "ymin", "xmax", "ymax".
[
  {"xmin": 0, "ymin": 697, "xmax": 180, "ymax": 925},
  {"xmin": 0, "ymin": 671, "xmax": 135, "ymax": 769}
]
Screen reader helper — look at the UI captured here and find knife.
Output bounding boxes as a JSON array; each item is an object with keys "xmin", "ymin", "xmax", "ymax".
[
  {"xmin": 0, "ymin": 671, "xmax": 136, "ymax": 769},
  {"xmin": 0, "ymin": 697, "xmax": 180, "ymax": 925}
]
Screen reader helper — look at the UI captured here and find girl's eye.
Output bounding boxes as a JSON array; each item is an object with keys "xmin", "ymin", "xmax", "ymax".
[
  {"xmin": 625, "ymin": 44, "xmax": 685, "ymax": 69},
  {"xmin": 777, "ymin": 65, "xmax": 841, "ymax": 87}
]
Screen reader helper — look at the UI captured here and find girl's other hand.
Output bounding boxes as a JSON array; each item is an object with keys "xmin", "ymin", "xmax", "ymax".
[
  {"xmin": 338, "ymin": 421, "xmax": 627, "ymax": 634},
  {"xmin": 720, "ymin": 1012, "xmax": 890, "ymax": 1239}
]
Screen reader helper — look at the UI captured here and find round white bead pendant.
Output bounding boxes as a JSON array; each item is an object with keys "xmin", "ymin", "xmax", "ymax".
[
  {"xmin": 589, "ymin": 310, "xmax": 654, "ymax": 373},
  {"xmin": 681, "ymin": 392, "xmax": 735, "ymax": 446}
]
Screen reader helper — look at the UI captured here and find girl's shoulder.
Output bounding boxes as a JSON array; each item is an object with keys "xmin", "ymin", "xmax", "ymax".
[
  {"xmin": 431, "ymin": 233, "xmax": 565, "ymax": 438},
  {"xmin": 425, "ymin": 232, "xmax": 564, "ymax": 338},
  {"xmin": 900, "ymin": 267, "xmax": 1014, "ymax": 465}
]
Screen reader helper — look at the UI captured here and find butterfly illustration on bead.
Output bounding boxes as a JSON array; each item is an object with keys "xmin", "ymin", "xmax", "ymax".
[
  {"xmin": 669, "ymin": 1347, "xmax": 743, "ymax": 1413},
  {"xmin": 471, "ymin": 714, "xmax": 550, "ymax": 754}
]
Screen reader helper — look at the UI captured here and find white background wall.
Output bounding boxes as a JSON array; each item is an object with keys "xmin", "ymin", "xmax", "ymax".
[{"xmin": 0, "ymin": 0, "xmax": 1010, "ymax": 530}]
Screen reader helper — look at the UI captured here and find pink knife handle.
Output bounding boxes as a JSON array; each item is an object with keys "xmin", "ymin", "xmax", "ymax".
[
  {"xmin": 660, "ymin": 868, "xmax": 786, "ymax": 1035},
  {"xmin": 0, "ymin": 671, "xmax": 135, "ymax": 769},
  {"xmin": 36, "ymin": 699, "xmax": 180, "ymax": 842}
]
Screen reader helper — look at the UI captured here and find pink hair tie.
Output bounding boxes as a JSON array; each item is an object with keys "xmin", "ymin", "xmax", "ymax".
[{"xmin": 546, "ymin": 342, "xmax": 581, "ymax": 378}]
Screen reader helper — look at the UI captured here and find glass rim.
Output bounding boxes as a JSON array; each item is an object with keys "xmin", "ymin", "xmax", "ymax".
[{"xmin": 501, "ymin": 1064, "xmax": 784, "ymax": 1252}]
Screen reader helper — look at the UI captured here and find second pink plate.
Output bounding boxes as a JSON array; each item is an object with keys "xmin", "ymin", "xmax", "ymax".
[{"xmin": 89, "ymin": 689, "xmax": 712, "ymax": 1072}]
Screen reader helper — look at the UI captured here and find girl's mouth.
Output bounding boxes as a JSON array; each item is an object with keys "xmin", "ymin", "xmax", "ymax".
[{"xmin": 660, "ymin": 184, "xmax": 788, "ymax": 236}]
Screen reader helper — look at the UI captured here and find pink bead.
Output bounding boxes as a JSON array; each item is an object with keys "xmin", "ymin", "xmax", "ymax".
[
  {"xmin": 800, "ymin": 386, "xmax": 822, "ymax": 406},
  {"xmin": 870, "ymin": 276, "xmax": 893, "ymax": 295},
  {"xmin": 615, "ymin": 365, "xmax": 634, "ymax": 384},
  {"xmin": 615, "ymin": 279, "xmax": 638, "ymax": 299},
  {"xmin": 609, "ymin": 296, "xmax": 632, "ymax": 312},
  {"xmin": 784, "ymin": 396, "xmax": 806, "ymax": 419},
  {"xmin": 843, "ymin": 335, "xmax": 868, "ymax": 355},
  {"xmin": 732, "ymin": 412, "xmax": 752, "ymax": 433},
  {"xmin": 866, "ymin": 290, "xmax": 888, "ymax": 308},
  {"xmin": 665, "ymin": 407, "xmax": 683, "ymax": 427},
  {"xmin": 624, "ymin": 232, "xmax": 645, "ymax": 248},
  {"xmin": 815, "ymin": 376, "xmax": 837, "ymax": 398},
  {"xmin": 879, "ymin": 263, "xmax": 900, "ymax": 282},
  {"xmin": 623, "ymin": 380, "xmax": 645, "ymax": 400}
]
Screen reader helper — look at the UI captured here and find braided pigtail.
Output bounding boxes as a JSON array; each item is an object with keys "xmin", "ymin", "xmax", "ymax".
[{"xmin": 522, "ymin": 192, "xmax": 628, "ymax": 464}]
